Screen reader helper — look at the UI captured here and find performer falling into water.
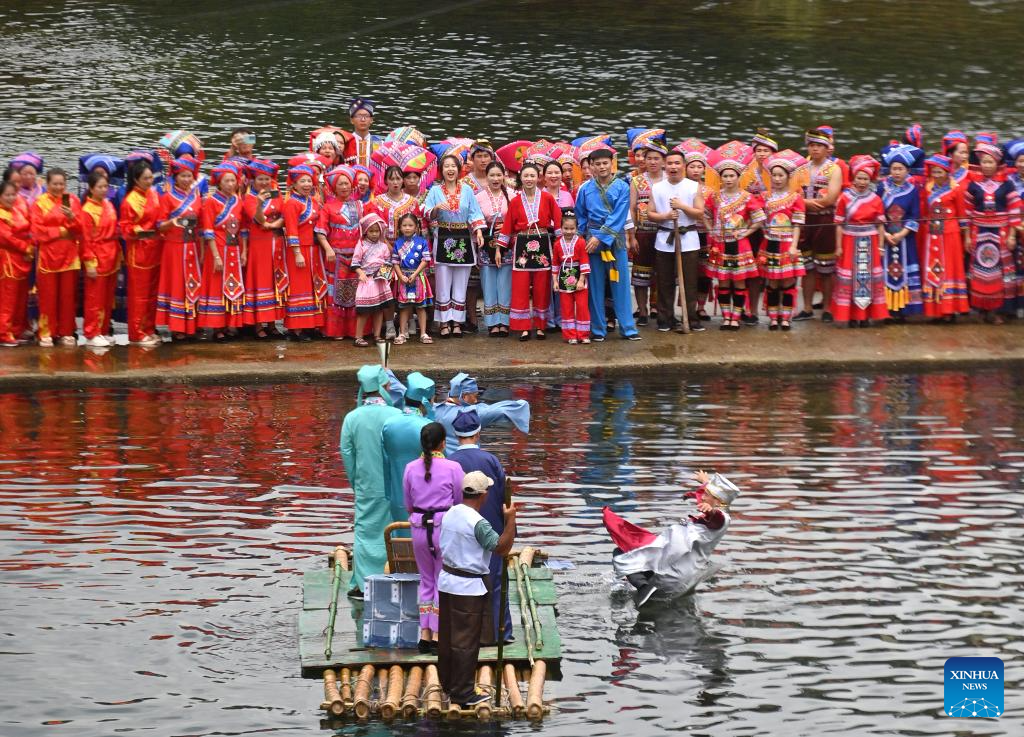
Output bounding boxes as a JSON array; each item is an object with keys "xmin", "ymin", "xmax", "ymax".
[{"xmin": 603, "ymin": 470, "xmax": 740, "ymax": 608}]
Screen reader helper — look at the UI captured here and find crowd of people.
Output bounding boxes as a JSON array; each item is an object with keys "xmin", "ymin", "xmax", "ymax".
[
  {"xmin": 340, "ymin": 366, "xmax": 528, "ymax": 709},
  {"xmin": 2, "ymin": 98, "xmax": 1023, "ymax": 349}
]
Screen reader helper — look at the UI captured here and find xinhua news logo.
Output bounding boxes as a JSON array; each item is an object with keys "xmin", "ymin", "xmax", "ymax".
[{"xmin": 944, "ymin": 657, "xmax": 1003, "ymax": 718}]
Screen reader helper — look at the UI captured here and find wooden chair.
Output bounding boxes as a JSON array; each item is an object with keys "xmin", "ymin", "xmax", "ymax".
[{"xmin": 384, "ymin": 522, "xmax": 419, "ymax": 574}]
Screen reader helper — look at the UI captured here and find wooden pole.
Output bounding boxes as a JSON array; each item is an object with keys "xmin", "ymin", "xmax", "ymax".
[
  {"xmin": 520, "ymin": 562, "xmax": 544, "ymax": 649},
  {"xmin": 503, "ymin": 663, "xmax": 525, "ymax": 717},
  {"xmin": 495, "ymin": 479, "xmax": 513, "ymax": 710},
  {"xmin": 674, "ymin": 214, "xmax": 691, "ymax": 333},
  {"xmin": 476, "ymin": 665, "xmax": 493, "ymax": 719},
  {"xmin": 339, "ymin": 667, "xmax": 352, "ymax": 708},
  {"xmin": 376, "ymin": 667, "xmax": 389, "ymax": 714},
  {"xmin": 423, "ymin": 664, "xmax": 443, "ymax": 718},
  {"xmin": 380, "ymin": 665, "xmax": 404, "ymax": 720},
  {"xmin": 526, "ymin": 659, "xmax": 547, "ymax": 720},
  {"xmin": 401, "ymin": 665, "xmax": 423, "ymax": 718},
  {"xmin": 353, "ymin": 664, "xmax": 375, "ymax": 719},
  {"xmin": 511, "ymin": 557, "xmax": 535, "ymax": 663}
]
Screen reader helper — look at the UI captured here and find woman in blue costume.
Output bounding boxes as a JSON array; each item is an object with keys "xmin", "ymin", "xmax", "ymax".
[
  {"xmin": 339, "ymin": 364, "xmax": 402, "ymax": 597},
  {"xmin": 877, "ymin": 143, "xmax": 925, "ymax": 320}
]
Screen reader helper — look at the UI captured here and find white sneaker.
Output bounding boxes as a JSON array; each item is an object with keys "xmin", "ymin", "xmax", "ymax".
[
  {"xmin": 135, "ymin": 334, "xmax": 162, "ymax": 347},
  {"xmin": 60, "ymin": 335, "xmax": 78, "ymax": 347},
  {"xmin": 38, "ymin": 336, "xmax": 54, "ymax": 347},
  {"xmin": 86, "ymin": 335, "xmax": 111, "ymax": 348}
]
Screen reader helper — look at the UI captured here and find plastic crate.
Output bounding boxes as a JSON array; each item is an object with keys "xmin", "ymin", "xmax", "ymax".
[
  {"xmin": 362, "ymin": 618, "xmax": 421, "ymax": 649},
  {"xmin": 364, "ymin": 573, "xmax": 420, "ymax": 622}
]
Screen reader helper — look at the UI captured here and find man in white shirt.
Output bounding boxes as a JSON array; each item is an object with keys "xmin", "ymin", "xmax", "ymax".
[
  {"xmin": 647, "ymin": 151, "xmax": 705, "ymax": 332},
  {"xmin": 437, "ymin": 471, "xmax": 517, "ymax": 708}
]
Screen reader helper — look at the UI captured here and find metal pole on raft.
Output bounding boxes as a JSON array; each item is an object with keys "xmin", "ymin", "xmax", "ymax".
[{"xmin": 495, "ymin": 479, "xmax": 512, "ymax": 711}]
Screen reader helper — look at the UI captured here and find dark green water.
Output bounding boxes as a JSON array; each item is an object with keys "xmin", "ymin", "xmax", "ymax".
[{"xmin": 2, "ymin": 0, "xmax": 1023, "ymax": 171}]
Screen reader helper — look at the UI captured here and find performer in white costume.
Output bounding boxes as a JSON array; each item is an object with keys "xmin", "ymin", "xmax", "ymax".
[{"xmin": 603, "ymin": 470, "xmax": 740, "ymax": 607}]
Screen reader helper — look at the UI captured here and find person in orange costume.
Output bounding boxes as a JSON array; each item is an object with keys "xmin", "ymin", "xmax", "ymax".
[
  {"xmin": 78, "ymin": 170, "xmax": 122, "ymax": 347},
  {"xmin": 281, "ymin": 165, "xmax": 327, "ymax": 340},
  {"xmin": 29, "ymin": 168, "xmax": 82, "ymax": 347},
  {"xmin": 0, "ymin": 180, "xmax": 34, "ymax": 346},
  {"xmin": 119, "ymin": 159, "xmax": 163, "ymax": 347},
  {"xmin": 197, "ymin": 163, "xmax": 247, "ymax": 340},
  {"xmin": 156, "ymin": 155, "xmax": 203, "ymax": 341}
]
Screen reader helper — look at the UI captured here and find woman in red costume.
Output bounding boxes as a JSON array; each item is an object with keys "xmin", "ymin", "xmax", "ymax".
[
  {"xmin": 197, "ymin": 163, "xmax": 246, "ymax": 340},
  {"xmin": 30, "ymin": 168, "xmax": 82, "ymax": 347},
  {"xmin": 704, "ymin": 142, "xmax": 764, "ymax": 330},
  {"xmin": 498, "ymin": 162, "xmax": 562, "ymax": 341},
  {"xmin": 78, "ymin": 170, "xmax": 122, "ymax": 347},
  {"xmin": 242, "ymin": 158, "xmax": 285, "ymax": 338},
  {"xmin": 156, "ymin": 155, "xmax": 203, "ymax": 341},
  {"xmin": 0, "ymin": 181, "xmax": 33, "ymax": 347},
  {"xmin": 831, "ymin": 155, "xmax": 888, "ymax": 327},
  {"xmin": 963, "ymin": 141, "xmax": 1020, "ymax": 323},
  {"xmin": 372, "ymin": 165, "xmax": 423, "ymax": 241},
  {"xmin": 119, "ymin": 159, "xmax": 163, "ymax": 347},
  {"xmin": 316, "ymin": 165, "xmax": 362, "ymax": 339},
  {"xmin": 281, "ymin": 165, "xmax": 327, "ymax": 340},
  {"xmin": 918, "ymin": 154, "xmax": 970, "ymax": 322}
]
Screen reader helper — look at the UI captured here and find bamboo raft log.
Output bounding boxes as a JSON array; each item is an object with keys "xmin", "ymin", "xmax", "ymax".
[{"xmin": 303, "ymin": 543, "xmax": 560, "ymax": 721}]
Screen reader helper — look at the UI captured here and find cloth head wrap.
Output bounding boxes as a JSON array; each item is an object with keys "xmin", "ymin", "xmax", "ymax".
[
  {"xmin": 924, "ymin": 154, "xmax": 953, "ymax": 173},
  {"xmin": 903, "ymin": 123, "xmax": 924, "ymax": 149},
  {"xmin": 880, "ymin": 143, "xmax": 924, "ymax": 171},
  {"xmin": 11, "ymin": 151, "xmax": 44, "ymax": 173},
  {"xmin": 210, "ymin": 162, "xmax": 240, "ymax": 186},
  {"xmin": 169, "ymin": 155, "xmax": 201, "ymax": 177},
  {"xmin": 1004, "ymin": 138, "xmax": 1024, "ymax": 165},
  {"xmin": 452, "ymin": 408, "xmax": 483, "ymax": 437},
  {"xmin": 403, "ymin": 372, "xmax": 436, "ymax": 417},
  {"xmin": 765, "ymin": 149, "xmax": 807, "ymax": 175},
  {"xmin": 848, "ymin": 154, "xmax": 880, "ymax": 180},
  {"xmin": 805, "ymin": 127, "xmax": 834, "ymax": 148},
  {"xmin": 247, "ymin": 158, "xmax": 279, "ymax": 180},
  {"xmin": 325, "ymin": 165, "xmax": 356, "ymax": 194},
  {"xmin": 941, "ymin": 130, "xmax": 968, "ymax": 156},
  {"xmin": 356, "ymin": 364, "xmax": 391, "ymax": 403},
  {"xmin": 359, "ymin": 211, "xmax": 386, "ymax": 236},
  {"xmin": 750, "ymin": 128, "xmax": 779, "ymax": 152},
  {"xmin": 349, "ymin": 98, "xmax": 376, "ymax": 117},
  {"xmin": 287, "ymin": 164, "xmax": 316, "ymax": 188}
]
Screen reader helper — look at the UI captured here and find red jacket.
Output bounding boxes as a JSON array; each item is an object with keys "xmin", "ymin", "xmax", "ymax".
[
  {"xmin": 30, "ymin": 191, "xmax": 82, "ymax": 272},
  {"xmin": 119, "ymin": 187, "xmax": 162, "ymax": 269},
  {"xmin": 79, "ymin": 198, "xmax": 122, "ymax": 275},
  {"xmin": 0, "ymin": 198, "xmax": 33, "ymax": 278},
  {"xmin": 497, "ymin": 190, "xmax": 562, "ymax": 247}
]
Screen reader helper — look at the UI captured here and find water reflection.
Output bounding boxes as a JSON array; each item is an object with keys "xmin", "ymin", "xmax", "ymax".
[{"xmin": 0, "ymin": 371, "xmax": 1021, "ymax": 735}]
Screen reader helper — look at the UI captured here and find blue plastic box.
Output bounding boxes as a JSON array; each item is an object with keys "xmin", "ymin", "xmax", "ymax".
[
  {"xmin": 362, "ymin": 619, "xmax": 421, "ymax": 649},
  {"xmin": 363, "ymin": 573, "xmax": 420, "ymax": 622}
]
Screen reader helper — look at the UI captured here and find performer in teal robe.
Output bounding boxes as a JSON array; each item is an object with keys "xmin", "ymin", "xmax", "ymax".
[
  {"xmin": 433, "ymin": 372, "xmax": 530, "ymax": 454},
  {"xmin": 381, "ymin": 371, "xmax": 436, "ymax": 540},
  {"xmin": 340, "ymin": 364, "xmax": 402, "ymax": 596}
]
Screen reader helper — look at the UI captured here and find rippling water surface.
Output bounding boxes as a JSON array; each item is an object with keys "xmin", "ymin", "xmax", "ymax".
[
  {"xmin": 2, "ymin": 0, "xmax": 1024, "ymax": 170},
  {"xmin": 0, "ymin": 371, "xmax": 1021, "ymax": 736}
]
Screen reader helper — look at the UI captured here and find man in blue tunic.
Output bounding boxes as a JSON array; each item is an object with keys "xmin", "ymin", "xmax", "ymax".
[
  {"xmin": 433, "ymin": 372, "xmax": 530, "ymax": 455},
  {"xmin": 449, "ymin": 409, "xmax": 514, "ymax": 644},
  {"xmin": 340, "ymin": 364, "xmax": 402, "ymax": 597},
  {"xmin": 381, "ymin": 371, "xmax": 436, "ymax": 539},
  {"xmin": 574, "ymin": 146, "xmax": 641, "ymax": 341}
]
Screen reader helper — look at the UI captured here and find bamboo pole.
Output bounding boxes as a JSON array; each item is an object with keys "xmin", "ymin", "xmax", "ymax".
[
  {"xmin": 353, "ymin": 664, "xmax": 375, "ymax": 719},
  {"xmin": 380, "ymin": 665, "xmax": 404, "ymax": 720},
  {"xmin": 339, "ymin": 667, "xmax": 352, "ymax": 707},
  {"xmin": 521, "ymin": 566, "xmax": 544, "ymax": 649},
  {"xmin": 376, "ymin": 667, "xmax": 389, "ymax": 712},
  {"xmin": 401, "ymin": 665, "xmax": 423, "ymax": 718},
  {"xmin": 503, "ymin": 663, "xmax": 524, "ymax": 717},
  {"xmin": 333, "ymin": 545, "xmax": 349, "ymax": 570},
  {"xmin": 423, "ymin": 665, "xmax": 443, "ymax": 718},
  {"xmin": 519, "ymin": 546, "xmax": 536, "ymax": 568},
  {"xmin": 673, "ymin": 215, "xmax": 691, "ymax": 333},
  {"xmin": 476, "ymin": 665, "xmax": 493, "ymax": 720},
  {"xmin": 324, "ymin": 546, "xmax": 348, "ymax": 659},
  {"xmin": 511, "ymin": 557, "xmax": 536, "ymax": 663},
  {"xmin": 323, "ymin": 669, "xmax": 344, "ymax": 716},
  {"xmin": 526, "ymin": 660, "xmax": 546, "ymax": 720}
]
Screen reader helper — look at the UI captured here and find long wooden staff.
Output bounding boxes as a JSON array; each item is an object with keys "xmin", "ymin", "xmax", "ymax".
[
  {"xmin": 674, "ymin": 214, "xmax": 691, "ymax": 334},
  {"xmin": 494, "ymin": 478, "xmax": 512, "ymax": 711}
]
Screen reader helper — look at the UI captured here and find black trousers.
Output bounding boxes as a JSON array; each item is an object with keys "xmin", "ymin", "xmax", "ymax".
[
  {"xmin": 437, "ymin": 590, "xmax": 486, "ymax": 705},
  {"xmin": 654, "ymin": 249, "xmax": 699, "ymax": 327}
]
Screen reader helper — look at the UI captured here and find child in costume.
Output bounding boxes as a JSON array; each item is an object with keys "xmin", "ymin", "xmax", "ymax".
[
  {"xmin": 392, "ymin": 212, "xmax": 433, "ymax": 344},
  {"xmin": 603, "ymin": 470, "xmax": 740, "ymax": 608},
  {"xmin": 551, "ymin": 211, "xmax": 590, "ymax": 343}
]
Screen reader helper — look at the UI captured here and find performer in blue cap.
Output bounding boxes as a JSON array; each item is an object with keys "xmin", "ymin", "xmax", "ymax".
[
  {"xmin": 340, "ymin": 364, "xmax": 402, "ymax": 597},
  {"xmin": 434, "ymin": 372, "xmax": 530, "ymax": 454},
  {"xmin": 381, "ymin": 371, "xmax": 437, "ymax": 539},
  {"xmin": 449, "ymin": 408, "xmax": 514, "ymax": 644}
]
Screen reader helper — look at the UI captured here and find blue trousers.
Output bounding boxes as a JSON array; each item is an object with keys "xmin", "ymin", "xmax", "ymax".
[
  {"xmin": 587, "ymin": 247, "xmax": 637, "ymax": 337},
  {"xmin": 480, "ymin": 264, "xmax": 511, "ymax": 327}
]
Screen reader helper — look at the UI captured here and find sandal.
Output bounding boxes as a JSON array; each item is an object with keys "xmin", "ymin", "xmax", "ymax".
[
  {"xmin": 375, "ymin": 335, "xmax": 386, "ymax": 344},
  {"xmin": 394, "ymin": 333, "xmax": 407, "ymax": 345},
  {"xmin": 452, "ymin": 325, "xmax": 463, "ymax": 338},
  {"xmin": 519, "ymin": 331, "xmax": 530, "ymax": 342},
  {"xmin": 489, "ymin": 327, "xmax": 501, "ymax": 337},
  {"xmin": 439, "ymin": 326, "xmax": 451, "ymax": 339},
  {"xmin": 420, "ymin": 333, "xmax": 433, "ymax": 344},
  {"xmin": 353, "ymin": 337, "xmax": 369, "ymax": 347},
  {"xmin": 781, "ymin": 320, "xmax": 791, "ymax": 331},
  {"xmin": 535, "ymin": 329, "xmax": 546, "ymax": 340}
]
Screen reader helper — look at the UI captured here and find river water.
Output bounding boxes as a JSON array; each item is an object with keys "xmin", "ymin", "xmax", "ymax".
[
  {"xmin": 2, "ymin": 1, "xmax": 1023, "ymax": 172},
  {"xmin": 0, "ymin": 371, "xmax": 1021, "ymax": 736}
]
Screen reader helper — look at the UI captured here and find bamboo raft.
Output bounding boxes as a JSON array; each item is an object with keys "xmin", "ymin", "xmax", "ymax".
[{"xmin": 300, "ymin": 539, "xmax": 561, "ymax": 722}]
